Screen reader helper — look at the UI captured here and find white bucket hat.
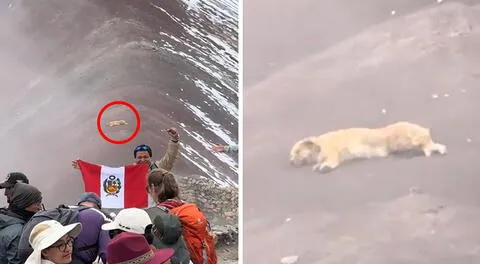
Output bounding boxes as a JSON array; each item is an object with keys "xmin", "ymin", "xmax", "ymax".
[
  {"xmin": 101, "ymin": 208, "xmax": 152, "ymax": 234},
  {"xmin": 25, "ymin": 220, "xmax": 82, "ymax": 264}
]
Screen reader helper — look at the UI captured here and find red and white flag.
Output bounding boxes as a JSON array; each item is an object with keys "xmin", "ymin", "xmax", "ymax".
[{"xmin": 78, "ymin": 160, "xmax": 149, "ymax": 209}]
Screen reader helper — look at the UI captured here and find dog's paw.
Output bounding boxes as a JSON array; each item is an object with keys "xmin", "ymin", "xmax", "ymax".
[
  {"xmin": 312, "ymin": 163, "xmax": 333, "ymax": 173},
  {"xmin": 436, "ymin": 143, "xmax": 447, "ymax": 155}
]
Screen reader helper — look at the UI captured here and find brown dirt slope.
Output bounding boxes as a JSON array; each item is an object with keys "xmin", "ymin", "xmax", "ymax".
[
  {"xmin": 244, "ymin": 0, "xmax": 475, "ymax": 86},
  {"xmin": 244, "ymin": 2, "xmax": 480, "ymax": 263},
  {"xmin": 0, "ymin": 0, "xmax": 237, "ymax": 206}
]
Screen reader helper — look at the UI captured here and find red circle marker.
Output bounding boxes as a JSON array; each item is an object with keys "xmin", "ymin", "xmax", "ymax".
[{"xmin": 97, "ymin": 100, "xmax": 141, "ymax": 144}]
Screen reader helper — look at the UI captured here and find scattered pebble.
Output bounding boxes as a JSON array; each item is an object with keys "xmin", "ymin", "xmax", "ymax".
[
  {"xmin": 460, "ymin": 89, "xmax": 467, "ymax": 93},
  {"xmin": 443, "ymin": 93, "xmax": 450, "ymax": 97},
  {"xmin": 381, "ymin": 108, "xmax": 387, "ymax": 114},
  {"xmin": 437, "ymin": 0, "xmax": 443, "ymax": 3},
  {"xmin": 391, "ymin": 10, "xmax": 396, "ymax": 15},
  {"xmin": 280, "ymin": 255, "xmax": 299, "ymax": 264},
  {"xmin": 431, "ymin": 94, "xmax": 439, "ymax": 99},
  {"xmin": 340, "ymin": 235, "xmax": 356, "ymax": 241},
  {"xmin": 467, "ymin": 138, "xmax": 472, "ymax": 143},
  {"xmin": 285, "ymin": 218, "xmax": 292, "ymax": 223},
  {"xmin": 180, "ymin": 88, "xmax": 184, "ymax": 92},
  {"xmin": 409, "ymin": 186, "xmax": 423, "ymax": 195}
]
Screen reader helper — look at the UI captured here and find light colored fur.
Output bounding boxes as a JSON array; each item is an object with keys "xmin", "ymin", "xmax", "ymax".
[
  {"xmin": 106, "ymin": 120, "xmax": 128, "ymax": 127},
  {"xmin": 289, "ymin": 121, "xmax": 447, "ymax": 173}
]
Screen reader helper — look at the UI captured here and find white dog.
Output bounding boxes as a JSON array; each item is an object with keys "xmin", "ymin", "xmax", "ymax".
[{"xmin": 289, "ymin": 121, "xmax": 447, "ymax": 173}]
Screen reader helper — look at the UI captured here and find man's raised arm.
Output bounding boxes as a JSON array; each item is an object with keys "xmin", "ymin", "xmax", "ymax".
[{"xmin": 154, "ymin": 127, "xmax": 181, "ymax": 171}]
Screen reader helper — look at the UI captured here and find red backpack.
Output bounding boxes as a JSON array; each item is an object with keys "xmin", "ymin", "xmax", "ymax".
[{"xmin": 160, "ymin": 202, "xmax": 217, "ymax": 264}]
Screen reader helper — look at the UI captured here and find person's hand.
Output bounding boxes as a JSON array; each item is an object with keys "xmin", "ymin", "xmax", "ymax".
[
  {"xmin": 212, "ymin": 144, "xmax": 226, "ymax": 153},
  {"xmin": 72, "ymin": 158, "xmax": 80, "ymax": 170},
  {"xmin": 166, "ymin": 127, "xmax": 180, "ymax": 141}
]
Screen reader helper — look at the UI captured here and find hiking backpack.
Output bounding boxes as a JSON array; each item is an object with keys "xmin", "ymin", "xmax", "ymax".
[
  {"xmin": 17, "ymin": 205, "xmax": 95, "ymax": 262},
  {"xmin": 159, "ymin": 203, "xmax": 218, "ymax": 264}
]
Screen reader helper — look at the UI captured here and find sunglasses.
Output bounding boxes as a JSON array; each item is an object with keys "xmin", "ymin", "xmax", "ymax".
[{"xmin": 135, "ymin": 145, "xmax": 151, "ymax": 152}]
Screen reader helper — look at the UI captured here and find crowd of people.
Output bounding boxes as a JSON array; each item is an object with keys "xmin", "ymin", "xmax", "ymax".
[{"xmin": 0, "ymin": 127, "xmax": 236, "ymax": 264}]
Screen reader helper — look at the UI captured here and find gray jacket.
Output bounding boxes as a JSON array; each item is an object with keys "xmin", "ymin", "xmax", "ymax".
[{"xmin": 0, "ymin": 210, "xmax": 26, "ymax": 264}]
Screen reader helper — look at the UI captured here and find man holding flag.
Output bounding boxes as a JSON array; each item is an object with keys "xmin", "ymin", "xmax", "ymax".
[{"xmin": 72, "ymin": 127, "xmax": 181, "ymax": 209}]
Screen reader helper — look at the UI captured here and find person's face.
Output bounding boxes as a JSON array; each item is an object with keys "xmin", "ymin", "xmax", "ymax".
[
  {"xmin": 146, "ymin": 185, "xmax": 159, "ymax": 203},
  {"xmin": 135, "ymin": 151, "xmax": 152, "ymax": 165},
  {"xmin": 4, "ymin": 187, "xmax": 12, "ymax": 203},
  {"xmin": 25, "ymin": 201, "xmax": 43, "ymax": 213},
  {"xmin": 108, "ymin": 229, "xmax": 124, "ymax": 239},
  {"xmin": 79, "ymin": 201, "xmax": 99, "ymax": 209},
  {"xmin": 42, "ymin": 235, "xmax": 74, "ymax": 264}
]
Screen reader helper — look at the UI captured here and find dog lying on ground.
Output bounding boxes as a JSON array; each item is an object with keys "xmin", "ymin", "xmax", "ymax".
[
  {"xmin": 105, "ymin": 120, "xmax": 128, "ymax": 127},
  {"xmin": 289, "ymin": 121, "xmax": 447, "ymax": 173}
]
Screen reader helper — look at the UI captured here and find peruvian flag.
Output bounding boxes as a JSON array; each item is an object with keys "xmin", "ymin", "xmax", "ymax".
[{"xmin": 77, "ymin": 160, "xmax": 149, "ymax": 209}]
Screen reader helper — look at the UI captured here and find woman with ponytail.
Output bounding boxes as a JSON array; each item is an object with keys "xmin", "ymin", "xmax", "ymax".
[{"xmin": 146, "ymin": 169, "xmax": 218, "ymax": 264}]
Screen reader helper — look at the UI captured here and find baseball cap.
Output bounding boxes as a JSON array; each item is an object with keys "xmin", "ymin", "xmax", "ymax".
[
  {"xmin": 0, "ymin": 172, "xmax": 29, "ymax": 189},
  {"xmin": 101, "ymin": 208, "xmax": 152, "ymax": 234}
]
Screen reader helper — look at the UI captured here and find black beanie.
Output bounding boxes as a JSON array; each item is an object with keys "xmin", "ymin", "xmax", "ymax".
[
  {"xmin": 10, "ymin": 183, "xmax": 42, "ymax": 209},
  {"xmin": 77, "ymin": 192, "xmax": 102, "ymax": 209}
]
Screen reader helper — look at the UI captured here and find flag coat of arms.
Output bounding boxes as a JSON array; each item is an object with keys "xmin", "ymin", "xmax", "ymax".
[{"xmin": 78, "ymin": 160, "xmax": 149, "ymax": 209}]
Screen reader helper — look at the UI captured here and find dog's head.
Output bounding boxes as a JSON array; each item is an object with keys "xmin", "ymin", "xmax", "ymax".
[{"xmin": 289, "ymin": 137, "xmax": 321, "ymax": 167}]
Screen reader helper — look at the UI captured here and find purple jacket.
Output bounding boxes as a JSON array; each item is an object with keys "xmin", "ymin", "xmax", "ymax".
[{"xmin": 73, "ymin": 208, "xmax": 110, "ymax": 263}]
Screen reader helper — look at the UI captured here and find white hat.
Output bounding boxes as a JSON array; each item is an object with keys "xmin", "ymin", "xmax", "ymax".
[
  {"xmin": 101, "ymin": 208, "xmax": 152, "ymax": 234},
  {"xmin": 25, "ymin": 220, "xmax": 82, "ymax": 264}
]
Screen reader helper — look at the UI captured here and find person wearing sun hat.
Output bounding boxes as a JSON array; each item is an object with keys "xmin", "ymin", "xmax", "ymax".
[
  {"xmin": 107, "ymin": 232, "xmax": 175, "ymax": 264},
  {"xmin": 25, "ymin": 220, "xmax": 83, "ymax": 264}
]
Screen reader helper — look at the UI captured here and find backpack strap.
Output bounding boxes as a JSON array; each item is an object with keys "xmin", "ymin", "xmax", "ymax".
[
  {"xmin": 156, "ymin": 205, "xmax": 170, "ymax": 213},
  {"xmin": 150, "ymin": 162, "xmax": 159, "ymax": 170},
  {"xmin": 195, "ymin": 206, "xmax": 212, "ymax": 233},
  {"xmin": 75, "ymin": 243, "xmax": 99, "ymax": 252}
]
